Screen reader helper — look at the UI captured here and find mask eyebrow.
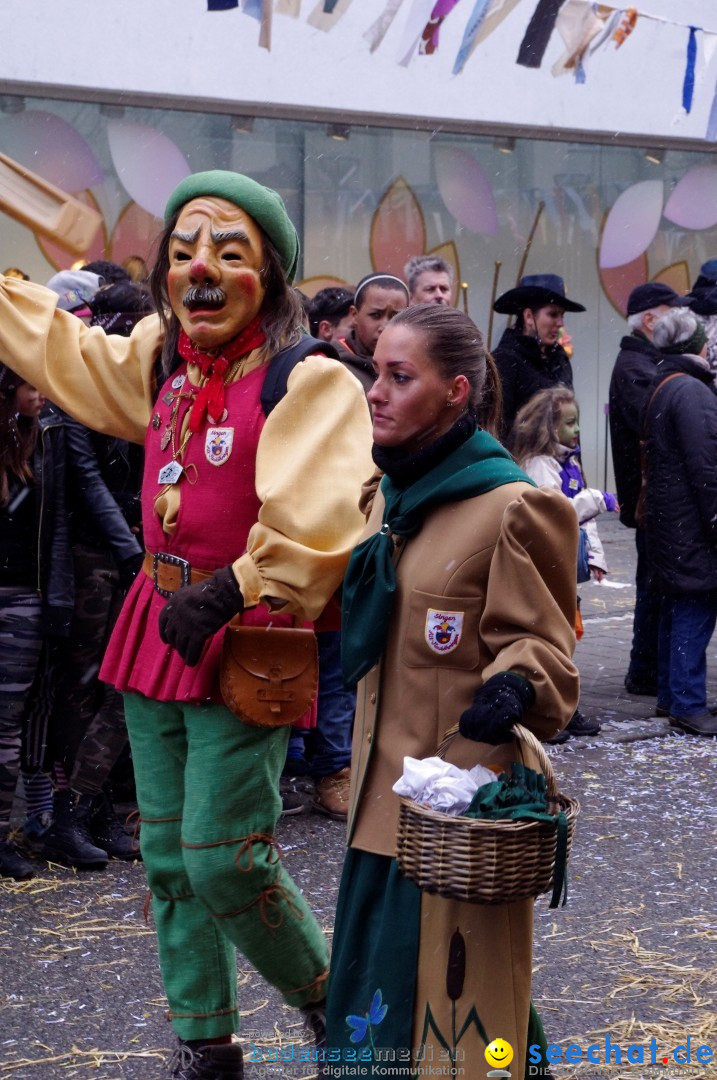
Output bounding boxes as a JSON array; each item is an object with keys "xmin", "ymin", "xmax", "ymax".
[
  {"xmin": 211, "ymin": 229, "xmax": 251, "ymax": 246},
  {"xmin": 171, "ymin": 227, "xmax": 200, "ymax": 243}
]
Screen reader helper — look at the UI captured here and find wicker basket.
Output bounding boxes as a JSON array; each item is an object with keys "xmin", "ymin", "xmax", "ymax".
[{"xmin": 396, "ymin": 723, "xmax": 579, "ymax": 906}]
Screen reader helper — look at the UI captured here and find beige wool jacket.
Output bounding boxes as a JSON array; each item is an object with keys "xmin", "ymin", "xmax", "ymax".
[
  {"xmin": 347, "ymin": 481, "xmax": 580, "ymax": 856},
  {"xmin": 0, "ymin": 274, "xmax": 374, "ymax": 620}
]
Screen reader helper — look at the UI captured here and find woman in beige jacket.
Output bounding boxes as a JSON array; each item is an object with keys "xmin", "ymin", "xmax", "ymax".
[{"xmin": 328, "ymin": 304, "xmax": 580, "ymax": 1078}]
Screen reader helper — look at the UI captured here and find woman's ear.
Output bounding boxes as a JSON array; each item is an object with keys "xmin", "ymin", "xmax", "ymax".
[{"xmin": 448, "ymin": 374, "xmax": 471, "ymax": 410}]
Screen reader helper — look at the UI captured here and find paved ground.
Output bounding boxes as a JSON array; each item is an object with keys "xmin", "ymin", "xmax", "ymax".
[{"xmin": 3, "ymin": 516, "xmax": 717, "ymax": 1079}]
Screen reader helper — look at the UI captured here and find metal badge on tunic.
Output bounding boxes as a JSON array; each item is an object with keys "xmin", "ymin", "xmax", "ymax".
[
  {"xmin": 425, "ymin": 608, "xmax": 464, "ymax": 654},
  {"xmin": 205, "ymin": 426, "xmax": 234, "ymax": 466},
  {"xmin": 172, "ymin": 374, "xmax": 186, "ymax": 390},
  {"xmin": 158, "ymin": 461, "xmax": 184, "ymax": 485}
]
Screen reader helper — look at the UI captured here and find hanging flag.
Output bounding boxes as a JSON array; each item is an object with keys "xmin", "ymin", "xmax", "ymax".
[
  {"xmin": 458, "ymin": 0, "xmax": 523, "ymax": 70},
  {"xmin": 453, "ymin": 0, "xmax": 493, "ymax": 74},
  {"xmin": 364, "ymin": 0, "xmax": 407, "ymax": 52},
  {"xmin": 419, "ymin": 0, "xmax": 463, "ymax": 55},
  {"xmin": 707, "ymin": 80, "xmax": 717, "ymax": 141},
  {"xmin": 613, "ymin": 8, "xmax": 637, "ymax": 48},
  {"xmin": 683, "ymin": 27, "xmax": 698, "ymax": 113},
  {"xmin": 208, "ymin": 0, "xmax": 238, "ymax": 8},
  {"xmin": 307, "ymin": 0, "xmax": 353, "ymax": 30},
  {"xmin": 275, "ymin": 0, "xmax": 302, "ymax": 14},
  {"xmin": 516, "ymin": 0, "xmax": 564, "ymax": 69},
  {"xmin": 242, "ymin": 0, "xmax": 262, "ymax": 17},
  {"xmin": 397, "ymin": 0, "xmax": 439, "ymax": 66},
  {"xmin": 551, "ymin": 0, "xmax": 607, "ymax": 79}
]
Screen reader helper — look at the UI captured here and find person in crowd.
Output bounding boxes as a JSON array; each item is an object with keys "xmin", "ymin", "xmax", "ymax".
[
  {"xmin": 34, "ymin": 275, "xmax": 153, "ymax": 867},
  {"xmin": 492, "ymin": 273, "xmax": 585, "ymax": 440},
  {"xmin": 403, "ymin": 254, "xmax": 453, "ymax": 306},
  {"xmin": 308, "ymin": 286, "xmax": 355, "ymax": 342},
  {"xmin": 122, "ymin": 254, "xmax": 150, "ymax": 284},
  {"xmin": 0, "ymin": 169, "xmax": 373, "ymax": 1080},
  {"xmin": 0, "ymin": 366, "xmax": 73, "ymax": 880},
  {"xmin": 334, "ymin": 272, "xmax": 409, "ymax": 393},
  {"xmin": 608, "ymin": 282, "xmax": 688, "ymax": 698},
  {"xmin": 511, "ymin": 386, "xmax": 618, "ymax": 739},
  {"xmin": 643, "ymin": 308, "xmax": 717, "ymax": 738},
  {"xmin": 45, "ymin": 269, "xmax": 102, "ymax": 324},
  {"xmin": 81, "ymin": 258, "xmax": 132, "ymax": 285},
  {"xmin": 684, "ymin": 259, "xmax": 717, "ymax": 381},
  {"xmin": 329, "ymin": 304, "xmax": 579, "ymax": 1078}
]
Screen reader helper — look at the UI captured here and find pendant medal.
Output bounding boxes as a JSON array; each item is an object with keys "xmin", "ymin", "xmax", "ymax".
[
  {"xmin": 172, "ymin": 374, "xmax": 187, "ymax": 390},
  {"xmin": 162, "ymin": 391, "xmax": 174, "ymax": 406},
  {"xmin": 151, "ymin": 413, "xmax": 161, "ymax": 430},
  {"xmin": 160, "ymin": 429, "xmax": 172, "ymax": 452},
  {"xmin": 158, "ymin": 461, "xmax": 184, "ymax": 485}
]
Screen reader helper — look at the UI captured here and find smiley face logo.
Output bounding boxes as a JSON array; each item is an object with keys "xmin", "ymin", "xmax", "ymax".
[{"xmin": 485, "ymin": 1039, "xmax": 514, "ymax": 1069}]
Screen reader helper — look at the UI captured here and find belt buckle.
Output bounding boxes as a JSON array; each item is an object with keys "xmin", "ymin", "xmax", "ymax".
[{"xmin": 153, "ymin": 552, "xmax": 191, "ymax": 599}]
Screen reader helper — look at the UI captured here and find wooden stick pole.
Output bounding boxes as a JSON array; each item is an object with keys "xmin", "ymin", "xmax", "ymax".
[
  {"xmin": 487, "ymin": 259, "xmax": 502, "ymax": 350},
  {"xmin": 515, "ymin": 200, "xmax": 545, "ymax": 286}
]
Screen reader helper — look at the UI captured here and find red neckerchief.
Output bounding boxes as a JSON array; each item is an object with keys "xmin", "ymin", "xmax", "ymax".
[{"xmin": 178, "ymin": 316, "xmax": 266, "ymax": 432}]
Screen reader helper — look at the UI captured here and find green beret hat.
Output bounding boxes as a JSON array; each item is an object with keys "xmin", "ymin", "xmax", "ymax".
[{"xmin": 164, "ymin": 170, "xmax": 300, "ymax": 283}]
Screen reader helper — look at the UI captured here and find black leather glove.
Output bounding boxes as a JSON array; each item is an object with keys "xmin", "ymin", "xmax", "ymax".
[
  {"xmin": 118, "ymin": 552, "xmax": 145, "ymax": 591},
  {"xmin": 158, "ymin": 564, "xmax": 244, "ymax": 666},
  {"xmin": 458, "ymin": 671, "xmax": 536, "ymax": 745}
]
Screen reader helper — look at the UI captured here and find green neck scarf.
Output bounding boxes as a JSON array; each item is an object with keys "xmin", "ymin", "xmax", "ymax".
[{"xmin": 341, "ymin": 429, "xmax": 533, "ymax": 685}]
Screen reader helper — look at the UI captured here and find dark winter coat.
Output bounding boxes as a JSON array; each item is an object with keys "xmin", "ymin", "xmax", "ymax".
[
  {"xmin": 36, "ymin": 409, "xmax": 74, "ymax": 635},
  {"xmin": 642, "ymin": 353, "xmax": 717, "ymax": 594},
  {"xmin": 334, "ymin": 328, "xmax": 376, "ymax": 396},
  {"xmin": 62, "ymin": 413, "xmax": 144, "ymax": 565},
  {"xmin": 492, "ymin": 326, "xmax": 573, "ymax": 439},
  {"xmin": 608, "ymin": 333, "xmax": 661, "ymax": 528}
]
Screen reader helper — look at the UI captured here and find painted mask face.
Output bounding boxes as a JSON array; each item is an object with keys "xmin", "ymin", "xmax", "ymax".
[
  {"xmin": 167, "ymin": 196, "xmax": 267, "ymax": 350},
  {"xmin": 558, "ymin": 403, "xmax": 580, "ymax": 448},
  {"xmin": 368, "ymin": 324, "xmax": 464, "ymax": 453},
  {"xmin": 411, "ymin": 270, "xmax": 452, "ymax": 306},
  {"xmin": 353, "ymin": 285, "xmax": 409, "ymax": 355}
]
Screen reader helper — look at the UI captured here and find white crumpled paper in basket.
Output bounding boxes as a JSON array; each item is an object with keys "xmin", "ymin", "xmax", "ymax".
[{"xmin": 392, "ymin": 756, "xmax": 498, "ymax": 816}]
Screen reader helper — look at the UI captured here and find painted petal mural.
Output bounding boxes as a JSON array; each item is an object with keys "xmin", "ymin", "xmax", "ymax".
[
  {"xmin": 664, "ymin": 164, "xmax": 717, "ymax": 231},
  {"xmin": 0, "ymin": 110, "xmax": 103, "ymax": 192},
  {"xmin": 107, "ymin": 121, "xmax": 190, "ymax": 219},
  {"xmin": 599, "ymin": 180, "xmax": 663, "ymax": 270},
  {"xmin": 599, "ymin": 251, "xmax": 649, "ymax": 317},
  {"xmin": 110, "ymin": 201, "xmax": 162, "ymax": 265},
  {"xmin": 370, "ymin": 178, "xmax": 426, "ymax": 277},
  {"xmin": 435, "ymin": 147, "xmax": 498, "ymax": 235}
]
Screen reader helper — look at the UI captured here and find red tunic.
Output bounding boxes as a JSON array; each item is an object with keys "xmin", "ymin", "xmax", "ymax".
[{"xmin": 101, "ymin": 361, "xmax": 314, "ymax": 723}]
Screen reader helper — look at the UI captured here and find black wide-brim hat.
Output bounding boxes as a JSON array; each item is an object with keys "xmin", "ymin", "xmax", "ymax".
[{"xmin": 493, "ymin": 273, "xmax": 586, "ymax": 315}]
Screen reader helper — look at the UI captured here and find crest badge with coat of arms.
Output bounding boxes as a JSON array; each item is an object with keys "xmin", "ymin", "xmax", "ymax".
[
  {"xmin": 425, "ymin": 608, "xmax": 464, "ymax": 654},
  {"xmin": 205, "ymin": 426, "xmax": 234, "ymax": 466}
]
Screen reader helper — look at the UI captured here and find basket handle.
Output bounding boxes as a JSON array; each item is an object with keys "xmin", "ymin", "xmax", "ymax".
[{"xmin": 436, "ymin": 722, "xmax": 559, "ymax": 802}]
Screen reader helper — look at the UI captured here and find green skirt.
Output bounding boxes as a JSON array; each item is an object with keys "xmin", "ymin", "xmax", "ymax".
[{"xmin": 326, "ymin": 848, "xmax": 551, "ymax": 1078}]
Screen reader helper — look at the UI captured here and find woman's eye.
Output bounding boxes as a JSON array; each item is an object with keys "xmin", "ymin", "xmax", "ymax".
[{"xmin": 393, "ymin": 373, "xmax": 409, "ymax": 384}]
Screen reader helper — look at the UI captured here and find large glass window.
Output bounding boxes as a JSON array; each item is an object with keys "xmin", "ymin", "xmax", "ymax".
[{"xmin": 2, "ymin": 94, "xmax": 715, "ymax": 481}]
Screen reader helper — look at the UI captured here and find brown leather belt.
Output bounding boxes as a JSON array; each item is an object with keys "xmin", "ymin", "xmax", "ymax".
[{"xmin": 143, "ymin": 551, "xmax": 213, "ymax": 598}]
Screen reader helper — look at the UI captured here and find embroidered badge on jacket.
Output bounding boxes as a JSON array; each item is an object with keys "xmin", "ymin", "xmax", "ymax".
[
  {"xmin": 425, "ymin": 608, "xmax": 464, "ymax": 654},
  {"xmin": 205, "ymin": 426, "xmax": 234, "ymax": 466}
]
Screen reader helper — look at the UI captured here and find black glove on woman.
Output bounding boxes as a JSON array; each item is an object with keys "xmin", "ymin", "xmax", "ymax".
[
  {"xmin": 458, "ymin": 671, "xmax": 536, "ymax": 744},
  {"xmin": 158, "ymin": 564, "xmax": 244, "ymax": 666}
]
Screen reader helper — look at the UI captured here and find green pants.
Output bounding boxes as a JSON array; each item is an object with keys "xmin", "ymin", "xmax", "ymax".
[{"xmin": 124, "ymin": 693, "xmax": 329, "ymax": 1042}]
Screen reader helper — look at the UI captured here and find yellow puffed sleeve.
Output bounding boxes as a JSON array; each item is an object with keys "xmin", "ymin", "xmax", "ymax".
[
  {"xmin": 0, "ymin": 274, "xmax": 160, "ymax": 444},
  {"xmin": 232, "ymin": 354, "xmax": 374, "ymax": 620}
]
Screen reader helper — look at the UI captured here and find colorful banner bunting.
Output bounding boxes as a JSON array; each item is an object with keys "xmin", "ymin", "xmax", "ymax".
[
  {"xmin": 452, "ymin": 0, "xmax": 493, "ymax": 74},
  {"xmin": 516, "ymin": 0, "xmax": 563, "ymax": 68},
  {"xmin": 397, "ymin": 0, "xmax": 439, "ymax": 66},
  {"xmin": 275, "ymin": 0, "xmax": 302, "ymax": 14},
  {"xmin": 307, "ymin": 0, "xmax": 353, "ymax": 30},
  {"xmin": 419, "ymin": 0, "xmax": 463, "ymax": 55},
  {"xmin": 683, "ymin": 27, "xmax": 698, "ymax": 113},
  {"xmin": 364, "ymin": 0, "xmax": 407, "ymax": 52}
]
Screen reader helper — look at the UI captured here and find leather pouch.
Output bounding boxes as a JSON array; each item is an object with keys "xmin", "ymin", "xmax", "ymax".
[{"xmin": 220, "ymin": 625, "xmax": 318, "ymax": 728}]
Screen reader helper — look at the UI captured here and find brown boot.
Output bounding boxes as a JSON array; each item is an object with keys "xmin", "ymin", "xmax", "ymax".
[{"xmin": 312, "ymin": 768, "xmax": 351, "ymax": 820}]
